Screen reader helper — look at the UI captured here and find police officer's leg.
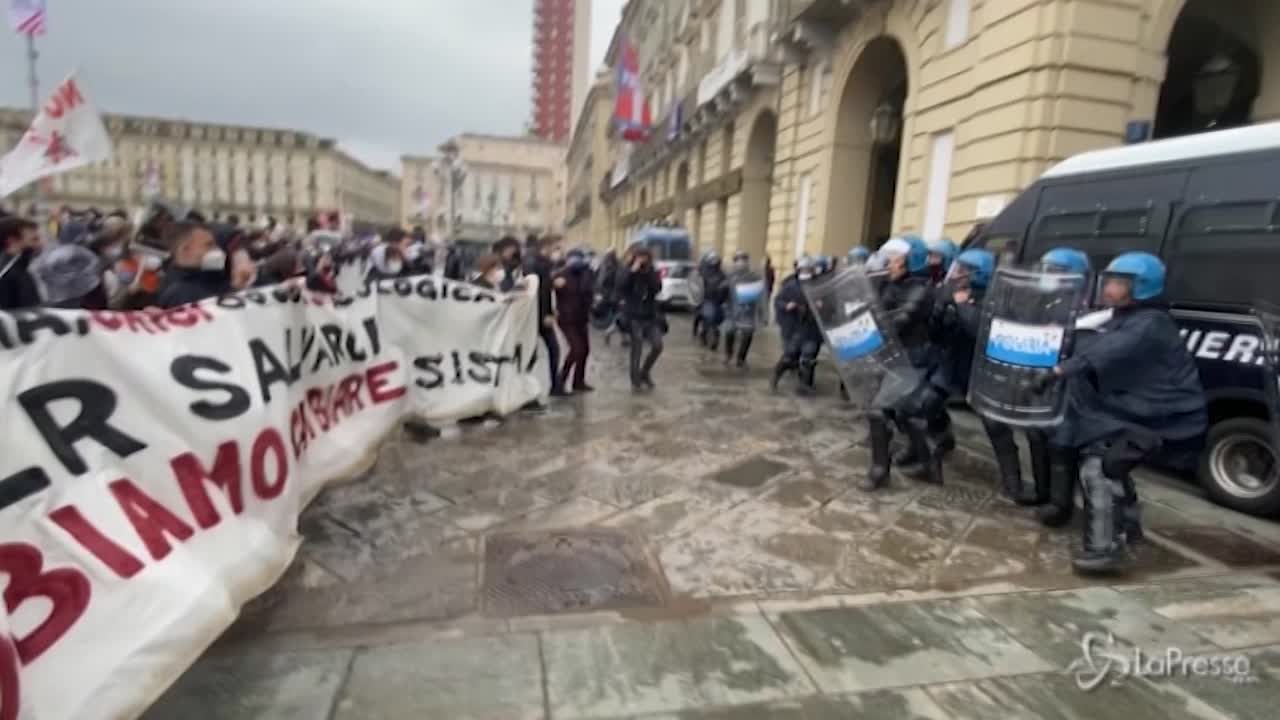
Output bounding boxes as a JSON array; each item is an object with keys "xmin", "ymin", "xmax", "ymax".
[
  {"xmin": 735, "ymin": 329, "xmax": 753, "ymax": 367},
  {"xmin": 708, "ymin": 318, "xmax": 721, "ymax": 351},
  {"xmin": 900, "ymin": 387, "xmax": 945, "ymax": 485},
  {"xmin": 983, "ymin": 417, "xmax": 1026, "ymax": 503},
  {"xmin": 860, "ymin": 409, "xmax": 894, "ymax": 491},
  {"xmin": 931, "ymin": 405, "xmax": 956, "ymax": 454},
  {"xmin": 628, "ymin": 321, "xmax": 645, "ymax": 389},
  {"xmin": 772, "ymin": 335, "xmax": 800, "ymax": 390},
  {"xmin": 1101, "ymin": 433, "xmax": 1159, "ymax": 544},
  {"xmin": 796, "ymin": 340, "xmax": 819, "ymax": 395},
  {"xmin": 1025, "ymin": 429, "xmax": 1052, "ymax": 506},
  {"xmin": 692, "ymin": 310, "xmax": 703, "ymax": 341},
  {"xmin": 723, "ymin": 327, "xmax": 736, "ymax": 364},
  {"xmin": 1037, "ymin": 445, "xmax": 1078, "ymax": 528},
  {"xmin": 1075, "ymin": 450, "xmax": 1127, "ymax": 574}
]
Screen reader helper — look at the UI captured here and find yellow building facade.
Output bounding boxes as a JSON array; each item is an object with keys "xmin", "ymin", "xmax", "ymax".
[{"xmin": 593, "ymin": 0, "xmax": 1277, "ymax": 270}]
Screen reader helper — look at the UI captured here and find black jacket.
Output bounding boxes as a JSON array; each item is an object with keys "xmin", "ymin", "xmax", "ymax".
[
  {"xmin": 699, "ymin": 266, "xmax": 729, "ymax": 306},
  {"xmin": 774, "ymin": 274, "xmax": 821, "ymax": 343},
  {"xmin": 618, "ymin": 266, "xmax": 662, "ymax": 321},
  {"xmin": 879, "ymin": 274, "xmax": 937, "ymax": 369},
  {"xmin": 930, "ymin": 287, "xmax": 985, "ymax": 395},
  {"xmin": 1056, "ymin": 303, "xmax": 1207, "ymax": 447},
  {"xmin": 0, "ymin": 251, "xmax": 42, "ymax": 310},
  {"xmin": 554, "ymin": 266, "xmax": 595, "ymax": 326},
  {"xmin": 528, "ymin": 254, "xmax": 555, "ymax": 320},
  {"xmin": 156, "ymin": 267, "xmax": 229, "ymax": 308}
]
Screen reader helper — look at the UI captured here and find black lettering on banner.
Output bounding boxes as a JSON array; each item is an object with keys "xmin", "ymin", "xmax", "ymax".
[
  {"xmin": 216, "ymin": 294, "xmax": 245, "ymax": 309},
  {"xmin": 17, "ymin": 380, "xmax": 148, "ymax": 476},
  {"xmin": 170, "ymin": 355, "xmax": 253, "ymax": 421},
  {"xmin": 249, "ymin": 338, "xmax": 292, "ymax": 404},
  {"xmin": 363, "ymin": 317, "xmax": 381, "ymax": 355},
  {"xmin": 467, "ymin": 352, "xmax": 494, "ymax": 385},
  {"xmin": 414, "ymin": 354, "xmax": 445, "ymax": 390},
  {"xmin": 450, "ymin": 350, "xmax": 465, "ymax": 385},
  {"xmin": 0, "ymin": 467, "xmax": 51, "ymax": 511},
  {"xmin": 10, "ymin": 310, "xmax": 74, "ymax": 346}
]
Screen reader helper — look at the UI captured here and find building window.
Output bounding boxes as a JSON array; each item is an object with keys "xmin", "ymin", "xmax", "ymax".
[
  {"xmin": 808, "ymin": 61, "xmax": 829, "ymax": 117},
  {"xmin": 945, "ymin": 0, "xmax": 970, "ymax": 49},
  {"xmin": 922, "ymin": 131, "xmax": 955, "ymax": 241},
  {"xmin": 794, "ymin": 173, "xmax": 811, "ymax": 259}
]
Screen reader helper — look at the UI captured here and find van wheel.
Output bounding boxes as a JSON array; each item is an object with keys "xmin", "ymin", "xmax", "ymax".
[{"xmin": 1199, "ymin": 418, "xmax": 1280, "ymax": 517}]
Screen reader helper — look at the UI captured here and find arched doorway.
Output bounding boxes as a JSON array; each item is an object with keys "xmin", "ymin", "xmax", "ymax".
[
  {"xmin": 1154, "ymin": 0, "xmax": 1262, "ymax": 139},
  {"xmin": 739, "ymin": 110, "xmax": 777, "ymax": 261},
  {"xmin": 827, "ymin": 36, "xmax": 908, "ymax": 253}
]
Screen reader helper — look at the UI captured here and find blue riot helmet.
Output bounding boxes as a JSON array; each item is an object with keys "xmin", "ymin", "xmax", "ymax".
[
  {"xmin": 903, "ymin": 235, "xmax": 931, "ymax": 274},
  {"xmin": 701, "ymin": 249, "xmax": 721, "ymax": 267},
  {"xmin": 926, "ymin": 238, "xmax": 958, "ymax": 272},
  {"xmin": 813, "ymin": 255, "xmax": 833, "ymax": 275},
  {"xmin": 1100, "ymin": 251, "xmax": 1165, "ymax": 305},
  {"xmin": 732, "ymin": 249, "xmax": 749, "ymax": 269},
  {"xmin": 795, "ymin": 254, "xmax": 816, "ymax": 280},
  {"xmin": 1040, "ymin": 247, "xmax": 1091, "ymax": 274},
  {"xmin": 948, "ymin": 248, "xmax": 995, "ymax": 290},
  {"xmin": 847, "ymin": 246, "xmax": 870, "ymax": 265},
  {"xmin": 565, "ymin": 247, "xmax": 588, "ymax": 269}
]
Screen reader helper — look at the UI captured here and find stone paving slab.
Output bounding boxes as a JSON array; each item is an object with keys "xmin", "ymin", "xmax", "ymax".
[
  {"xmin": 142, "ymin": 648, "xmax": 353, "ymax": 720},
  {"xmin": 1116, "ymin": 573, "xmax": 1280, "ymax": 649},
  {"xmin": 541, "ymin": 616, "xmax": 814, "ymax": 718},
  {"xmin": 771, "ymin": 599, "xmax": 1056, "ymax": 693},
  {"xmin": 922, "ymin": 672, "xmax": 1235, "ymax": 720},
  {"xmin": 333, "ymin": 634, "xmax": 544, "ymax": 720}
]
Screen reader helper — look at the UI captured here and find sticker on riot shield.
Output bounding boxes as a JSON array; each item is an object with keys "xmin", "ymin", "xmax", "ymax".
[
  {"xmin": 984, "ymin": 318, "xmax": 1065, "ymax": 369},
  {"xmin": 828, "ymin": 312, "xmax": 884, "ymax": 362},
  {"xmin": 734, "ymin": 280, "xmax": 764, "ymax": 304},
  {"xmin": 968, "ymin": 266, "xmax": 1087, "ymax": 428}
]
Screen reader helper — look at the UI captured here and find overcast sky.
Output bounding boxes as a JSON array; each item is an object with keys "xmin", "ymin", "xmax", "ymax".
[{"xmin": 0, "ymin": 0, "xmax": 626, "ymax": 172}]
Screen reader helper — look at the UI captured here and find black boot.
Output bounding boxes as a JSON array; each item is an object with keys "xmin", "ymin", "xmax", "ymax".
[
  {"xmin": 770, "ymin": 361, "xmax": 788, "ymax": 392},
  {"xmin": 930, "ymin": 409, "xmax": 956, "ymax": 457},
  {"xmin": 1026, "ymin": 430, "xmax": 1053, "ymax": 506},
  {"xmin": 859, "ymin": 417, "xmax": 892, "ymax": 491},
  {"xmin": 1073, "ymin": 457, "xmax": 1129, "ymax": 574},
  {"xmin": 893, "ymin": 414, "xmax": 922, "ymax": 468},
  {"xmin": 901, "ymin": 417, "xmax": 943, "ymax": 485},
  {"xmin": 1120, "ymin": 474, "xmax": 1144, "ymax": 544},
  {"xmin": 723, "ymin": 331, "xmax": 735, "ymax": 365},
  {"xmin": 795, "ymin": 361, "xmax": 816, "ymax": 396},
  {"xmin": 735, "ymin": 331, "xmax": 752, "ymax": 368},
  {"xmin": 1037, "ymin": 448, "xmax": 1077, "ymax": 527}
]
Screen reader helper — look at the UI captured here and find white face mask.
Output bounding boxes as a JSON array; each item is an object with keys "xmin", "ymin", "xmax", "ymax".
[
  {"xmin": 486, "ymin": 270, "xmax": 504, "ymax": 286},
  {"xmin": 200, "ymin": 248, "xmax": 227, "ymax": 272},
  {"xmin": 550, "ymin": 250, "xmax": 563, "ymax": 263},
  {"xmin": 386, "ymin": 260, "xmax": 404, "ymax": 275}
]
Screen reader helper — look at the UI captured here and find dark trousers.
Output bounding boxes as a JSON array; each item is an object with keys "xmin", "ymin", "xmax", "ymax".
[
  {"xmin": 539, "ymin": 325, "xmax": 562, "ymax": 391},
  {"xmin": 558, "ymin": 321, "xmax": 590, "ymax": 388},
  {"xmin": 628, "ymin": 320, "xmax": 664, "ymax": 385},
  {"xmin": 725, "ymin": 328, "xmax": 754, "ymax": 364}
]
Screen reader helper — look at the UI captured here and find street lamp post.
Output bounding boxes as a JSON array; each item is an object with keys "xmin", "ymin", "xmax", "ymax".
[{"xmin": 433, "ymin": 139, "xmax": 467, "ymax": 243}]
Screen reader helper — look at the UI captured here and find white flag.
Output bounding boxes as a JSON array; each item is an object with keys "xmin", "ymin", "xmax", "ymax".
[{"xmin": 0, "ymin": 73, "xmax": 112, "ymax": 198}]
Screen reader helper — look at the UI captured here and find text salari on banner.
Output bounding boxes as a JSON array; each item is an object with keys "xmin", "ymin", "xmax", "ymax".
[{"xmin": 0, "ymin": 275, "xmax": 548, "ymax": 720}]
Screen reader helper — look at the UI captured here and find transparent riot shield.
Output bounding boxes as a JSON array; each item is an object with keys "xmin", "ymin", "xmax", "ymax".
[
  {"xmin": 687, "ymin": 271, "xmax": 705, "ymax": 308},
  {"xmin": 802, "ymin": 266, "xmax": 921, "ymax": 411},
  {"xmin": 1254, "ymin": 301, "xmax": 1280, "ymax": 451},
  {"xmin": 967, "ymin": 266, "xmax": 1089, "ymax": 427}
]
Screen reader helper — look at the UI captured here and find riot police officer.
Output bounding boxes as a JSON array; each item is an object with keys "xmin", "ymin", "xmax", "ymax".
[
  {"xmin": 724, "ymin": 250, "xmax": 764, "ymax": 368},
  {"xmin": 862, "ymin": 236, "xmax": 944, "ymax": 490},
  {"xmin": 694, "ymin": 250, "xmax": 728, "ymax": 350},
  {"xmin": 1033, "ymin": 246, "xmax": 1093, "ymax": 526},
  {"xmin": 1044, "ymin": 252, "xmax": 1206, "ymax": 573},
  {"xmin": 772, "ymin": 256, "xmax": 823, "ymax": 394},
  {"xmin": 847, "ymin": 246, "xmax": 870, "ymax": 267},
  {"xmin": 926, "ymin": 238, "xmax": 958, "ymax": 287}
]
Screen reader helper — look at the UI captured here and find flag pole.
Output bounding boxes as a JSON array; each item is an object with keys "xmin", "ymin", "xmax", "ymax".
[{"xmin": 26, "ymin": 31, "xmax": 42, "ymax": 224}]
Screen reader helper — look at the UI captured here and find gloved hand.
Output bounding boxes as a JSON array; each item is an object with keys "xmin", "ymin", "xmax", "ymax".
[{"xmin": 1029, "ymin": 370, "xmax": 1059, "ymax": 394}]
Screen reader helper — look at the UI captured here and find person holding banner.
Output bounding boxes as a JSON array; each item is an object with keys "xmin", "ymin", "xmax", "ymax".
[
  {"xmin": 0, "ymin": 215, "xmax": 43, "ymax": 309},
  {"xmin": 155, "ymin": 222, "xmax": 231, "ymax": 307},
  {"xmin": 1039, "ymin": 252, "xmax": 1206, "ymax": 574}
]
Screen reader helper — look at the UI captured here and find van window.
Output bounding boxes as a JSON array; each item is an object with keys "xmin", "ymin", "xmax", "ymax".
[
  {"xmin": 1026, "ymin": 170, "xmax": 1185, "ymax": 263},
  {"xmin": 646, "ymin": 235, "xmax": 692, "ymax": 261},
  {"xmin": 1166, "ymin": 201, "xmax": 1280, "ymax": 309}
]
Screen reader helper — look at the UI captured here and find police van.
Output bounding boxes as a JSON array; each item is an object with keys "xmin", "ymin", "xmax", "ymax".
[{"xmin": 970, "ymin": 122, "xmax": 1280, "ymax": 518}]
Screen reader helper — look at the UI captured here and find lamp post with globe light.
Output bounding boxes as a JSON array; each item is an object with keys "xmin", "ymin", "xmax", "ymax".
[{"xmin": 432, "ymin": 139, "xmax": 467, "ymax": 242}]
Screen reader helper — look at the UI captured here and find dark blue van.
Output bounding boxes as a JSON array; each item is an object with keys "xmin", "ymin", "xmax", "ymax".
[{"xmin": 968, "ymin": 122, "xmax": 1280, "ymax": 518}]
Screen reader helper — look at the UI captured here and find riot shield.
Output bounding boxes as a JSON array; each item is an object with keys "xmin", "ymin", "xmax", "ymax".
[
  {"xmin": 967, "ymin": 266, "xmax": 1089, "ymax": 427},
  {"xmin": 1254, "ymin": 301, "xmax": 1280, "ymax": 451},
  {"xmin": 687, "ymin": 271, "xmax": 705, "ymax": 307},
  {"xmin": 802, "ymin": 266, "xmax": 921, "ymax": 411}
]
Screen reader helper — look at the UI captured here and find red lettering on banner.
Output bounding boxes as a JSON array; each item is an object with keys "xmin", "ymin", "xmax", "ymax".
[
  {"xmin": 251, "ymin": 429, "xmax": 289, "ymax": 500},
  {"xmin": 48, "ymin": 506, "xmax": 145, "ymax": 579},
  {"xmin": 334, "ymin": 375, "xmax": 364, "ymax": 420},
  {"xmin": 108, "ymin": 479, "xmax": 195, "ymax": 561},
  {"xmin": 89, "ymin": 304, "xmax": 217, "ymax": 335},
  {"xmin": 121, "ymin": 312, "xmax": 155, "ymax": 334},
  {"xmin": 0, "ymin": 632, "xmax": 19, "ymax": 720},
  {"xmin": 43, "ymin": 79, "xmax": 85, "ymax": 119},
  {"xmin": 367, "ymin": 361, "xmax": 406, "ymax": 405},
  {"xmin": 0, "ymin": 543, "xmax": 90, "ymax": 664},
  {"xmin": 173, "ymin": 441, "xmax": 244, "ymax": 529},
  {"xmin": 306, "ymin": 387, "xmax": 331, "ymax": 432},
  {"xmin": 290, "ymin": 402, "xmax": 316, "ymax": 460}
]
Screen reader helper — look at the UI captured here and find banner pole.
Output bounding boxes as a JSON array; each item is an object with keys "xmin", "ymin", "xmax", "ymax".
[{"xmin": 26, "ymin": 32, "xmax": 43, "ymax": 224}]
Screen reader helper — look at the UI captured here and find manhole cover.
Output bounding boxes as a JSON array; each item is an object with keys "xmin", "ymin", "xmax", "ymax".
[
  {"xmin": 710, "ymin": 456, "xmax": 791, "ymax": 489},
  {"xmin": 481, "ymin": 529, "xmax": 669, "ymax": 616},
  {"xmin": 916, "ymin": 485, "xmax": 991, "ymax": 513}
]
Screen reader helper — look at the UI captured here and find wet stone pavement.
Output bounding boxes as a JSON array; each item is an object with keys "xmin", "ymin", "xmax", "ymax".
[{"xmin": 148, "ymin": 317, "xmax": 1280, "ymax": 719}]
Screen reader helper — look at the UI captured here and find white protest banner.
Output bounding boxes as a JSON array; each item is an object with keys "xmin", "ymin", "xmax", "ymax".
[
  {"xmin": 0, "ymin": 73, "xmax": 112, "ymax": 199},
  {"xmin": 0, "ymin": 275, "xmax": 548, "ymax": 719}
]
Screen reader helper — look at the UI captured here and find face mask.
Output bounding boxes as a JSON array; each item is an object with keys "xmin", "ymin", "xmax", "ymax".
[
  {"xmin": 798, "ymin": 272, "xmax": 813, "ymax": 281},
  {"xmin": 486, "ymin": 270, "xmax": 504, "ymax": 285},
  {"xmin": 386, "ymin": 260, "xmax": 404, "ymax": 275},
  {"xmin": 200, "ymin": 248, "xmax": 227, "ymax": 272},
  {"xmin": 550, "ymin": 250, "xmax": 563, "ymax": 262}
]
